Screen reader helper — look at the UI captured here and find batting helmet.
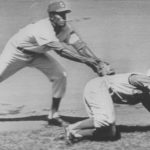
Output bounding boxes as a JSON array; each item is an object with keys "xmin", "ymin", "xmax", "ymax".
[{"xmin": 47, "ymin": 0, "xmax": 71, "ymax": 13}]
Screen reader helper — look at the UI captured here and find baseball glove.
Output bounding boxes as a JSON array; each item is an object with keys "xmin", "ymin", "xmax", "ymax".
[{"xmin": 87, "ymin": 61, "xmax": 115, "ymax": 76}]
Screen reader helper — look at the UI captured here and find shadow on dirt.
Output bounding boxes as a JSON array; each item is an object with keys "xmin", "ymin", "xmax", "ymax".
[
  {"xmin": 0, "ymin": 115, "xmax": 47, "ymax": 121},
  {"xmin": 0, "ymin": 115, "xmax": 87, "ymax": 122},
  {"xmin": 0, "ymin": 115, "xmax": 150, "ymax": 133},
  {"xmin": 60, "ymin": 115, "xmax": 88, "ymax": 123},
  {"xmin": 61, "ymin": 116, "xmax": 150, "ymax": 133},
  {"xmin": 118, "ymin": 125, "xmax": 150, "ymax": 133}
]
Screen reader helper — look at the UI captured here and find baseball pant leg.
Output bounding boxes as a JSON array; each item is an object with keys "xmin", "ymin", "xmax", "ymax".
[
  {"xmin": 83, "ymin": 77, "xmax": 116, "ymax": 134},
  {"xmin": 29, "ymin": 53, "xmax": 67, "ymax": 99},
  {"xmin": 0, "ymin": 42, "xmax": 32, "ymax": 82}
]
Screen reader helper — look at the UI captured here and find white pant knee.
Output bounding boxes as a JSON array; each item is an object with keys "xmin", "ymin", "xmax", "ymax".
[
  {"xmin": 93, "ymin": 115, "xmax": 116, "ymax": 128},
  {"xmin": 51, "ymin": 71, "xmax": 67, "ymax": 98}
]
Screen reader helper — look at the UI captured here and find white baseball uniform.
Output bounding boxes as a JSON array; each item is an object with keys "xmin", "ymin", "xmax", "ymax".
[
  {"xmin": 83, "ymin": 73, "xmax": 150, "ymax": 128},
  {"xmin": 0, "ymin": 18, "xmax": 67, "ymax": 98}
]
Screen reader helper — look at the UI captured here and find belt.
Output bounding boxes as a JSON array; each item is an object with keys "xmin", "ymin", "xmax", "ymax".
[{"xmin": 17, "ymin": 47, "xmax": 37, "ymax": 55}]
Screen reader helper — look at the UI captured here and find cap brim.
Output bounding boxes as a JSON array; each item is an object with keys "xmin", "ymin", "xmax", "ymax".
[{"xmin": 56, "ymin": 9, "xmax": 71, "ymax": 13}]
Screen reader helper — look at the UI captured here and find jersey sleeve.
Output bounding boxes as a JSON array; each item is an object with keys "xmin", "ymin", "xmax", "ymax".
[
  {"xmin": 46, "ymin": 41, "xmax": 64, "ymax": 51},
  {"xmin": 34, "ymin": 20, "xmax": 59, "ymax": 46},
  {"xmin": 35, "ymin": 29, "xmax": 59, "ymax": 46}
]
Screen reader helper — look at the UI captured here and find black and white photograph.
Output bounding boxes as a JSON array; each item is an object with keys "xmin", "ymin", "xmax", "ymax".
[{"xmin": 0, "ymin": 0, "xmax": 150, "ymax": 149}]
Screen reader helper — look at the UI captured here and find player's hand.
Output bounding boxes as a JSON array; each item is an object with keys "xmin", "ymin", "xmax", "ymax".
[
  {"xmin": 87, "ymin": 60, "xmax": 115, "ymax": 76},
  {"xmin": 96, "ymin": 61, "xmax": 115, "ymax": 76}
]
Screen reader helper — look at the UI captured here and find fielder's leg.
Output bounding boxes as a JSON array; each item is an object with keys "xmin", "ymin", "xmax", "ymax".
[
  {"xmin": 30, "ymin": 53, "xmax": 67, "ymax": 126},
  {"xmin": 0, "ymin": 42, "xmax": 32, "ymax": 82}
]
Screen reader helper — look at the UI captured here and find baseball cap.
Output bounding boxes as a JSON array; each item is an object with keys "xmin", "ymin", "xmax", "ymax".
[{"xmin": 47, "ymin": 0, "xmax": 71, "ymax": 13}]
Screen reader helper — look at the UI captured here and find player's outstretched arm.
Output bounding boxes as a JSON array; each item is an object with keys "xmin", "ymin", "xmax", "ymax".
[
  {"xmin": 67, "ymin": 33, "xmax": 115, "ymax": 76},
  {"xmin": 55, "ymin": 47, "xmax": 97, "ymax": 65},
  {"xmin": 67, "ymin": 31, "xmax": 102, "ymax": 63},
  {"xmin": 55, "ymin": 46, "xmax": 115, "ymax": 76},
  {"xmin": 46, "ymin": 41, "xmax": 115, "ymax": 76},
  {"xmin": 46, "ymin": 41, "xmax": 97, "ymax": 64}
]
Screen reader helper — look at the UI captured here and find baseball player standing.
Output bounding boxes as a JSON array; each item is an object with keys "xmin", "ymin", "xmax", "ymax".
[
  {"xmin": 0, "ymin": 0, "xmax": 112, "ymax": 125},
  {"xmin": 65, "ymin": 72, "xmax": 150, "ymax": 144}
]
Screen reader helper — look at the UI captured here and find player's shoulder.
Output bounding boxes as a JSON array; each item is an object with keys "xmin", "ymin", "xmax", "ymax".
[
  {"xmin": 32, "ymin": 18, "xmax": 54, "ymax": 32},
  {"xmin": 34, "ymin": 18, "xmax": 51, "ymax": 26}
]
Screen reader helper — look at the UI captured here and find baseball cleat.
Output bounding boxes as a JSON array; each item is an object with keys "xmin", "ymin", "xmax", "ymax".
[
  {"xmin": 64, "ymin": 127, "xmax": 82, "ymax": 145},
  {"xmin": 64, "ymin": 127, "xmax": 74, "ymax": 145}
]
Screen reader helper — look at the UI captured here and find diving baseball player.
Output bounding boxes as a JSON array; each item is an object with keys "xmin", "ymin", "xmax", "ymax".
[
  {"xmin": 65, "ymin": 71, "xmax": 150, "ymax": 144},
  {"xmin": 0, "ymin": 0, "xmax": 113, "ymax": 126}
]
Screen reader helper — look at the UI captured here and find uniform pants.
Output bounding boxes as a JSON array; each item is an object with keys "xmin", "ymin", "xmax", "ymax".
[
  {"xmin": 83, "ymin": 77, "xmax": 116, "ymax": 128},
  {"xmin": 0, "ymin": 41, "xmax": 67, "ymax": 98}
]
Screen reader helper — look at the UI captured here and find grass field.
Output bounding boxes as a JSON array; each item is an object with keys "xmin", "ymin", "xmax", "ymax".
[{"xmin": 1, "ymin": 0, "xmax": 150, "ymax": 149}]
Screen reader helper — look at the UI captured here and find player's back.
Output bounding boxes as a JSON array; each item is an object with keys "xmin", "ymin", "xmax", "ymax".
[{"xmin": 9, "ymin": 18, "xmax": 56, "ymax": 48}]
